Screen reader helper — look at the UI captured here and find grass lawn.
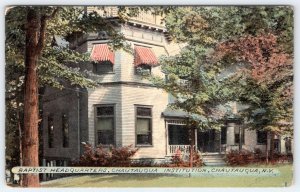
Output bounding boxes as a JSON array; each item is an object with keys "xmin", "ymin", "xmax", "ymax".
[{"xmin": 41, "ymin": 164, "xmax": 293, "ymax": 187}]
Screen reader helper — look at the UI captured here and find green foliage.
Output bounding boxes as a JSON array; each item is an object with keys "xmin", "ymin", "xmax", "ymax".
[
  {"xmin": 152, "ymin": 6, "xmax": 293, "ymax": 135},
  {"xmin": 73, "ymin": 143, "xmax": 138, "ymax": 167},
  {"xmin": 5, "ymin": 6, "xmax": 156, "ymax": 167}
]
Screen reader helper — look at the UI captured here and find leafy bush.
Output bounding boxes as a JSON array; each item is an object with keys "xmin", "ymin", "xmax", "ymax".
[
  {"xmin": 225, "ymin": 150, "xmax": 255, "ymax": 166},
  {"xmin": 72, "ymin": 143, "xmax": 138, "ymax": 167},
  {"xmin": 226, "ymin": 149, "xmax": 293, "ymax": 166},
  {"xmin": 168, "ymin": 149, "xmax": 203, "ymax": 167},
  {"xmin": 270, "ymin": 152, "xmax": 293, "ymax": 164}
]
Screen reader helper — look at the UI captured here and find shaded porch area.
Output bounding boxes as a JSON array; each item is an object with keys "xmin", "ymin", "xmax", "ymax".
[{"xmin": 167, "ymin": 123, "xmax": 197, "ymax": 155}]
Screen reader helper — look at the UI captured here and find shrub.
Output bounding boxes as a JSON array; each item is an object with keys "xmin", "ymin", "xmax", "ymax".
[
  {"xmin": 72, "ymin": 143, "xmax": 138, "ymax": 167},
  {"xmin": 270, "ymin": 152, "xmax": 293, "ymax": 164},
  {"xmin": 226, "ymin": 149, "xmax": 293, "ymax": 166},
  {"xmin": 225, "ymin": 150, "xmax": 255, "ymax": 166},
  {"xmin": 168, "ymin": 149, "xmax": 203, "ymax": 167}
]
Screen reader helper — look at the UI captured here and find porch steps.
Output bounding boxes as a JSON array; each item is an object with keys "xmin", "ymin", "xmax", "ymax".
[{"xmin": 201, "ymin": 153, "xmax": 227, "ymax": 166}]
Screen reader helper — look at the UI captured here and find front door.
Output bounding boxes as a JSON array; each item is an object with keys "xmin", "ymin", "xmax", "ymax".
[{"xmin": 197, "ymin": 129, "xmax": 220, "ymax": 152}]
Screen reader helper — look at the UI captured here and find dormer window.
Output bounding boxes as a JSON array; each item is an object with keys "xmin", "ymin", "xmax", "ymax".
[
  {"xmin": 134, "ymin": 45, "xmax": 158, "ymax": 75},
  {"xmin": 90, "ymin": 44, "xmax": 114, "ymax": 74}
]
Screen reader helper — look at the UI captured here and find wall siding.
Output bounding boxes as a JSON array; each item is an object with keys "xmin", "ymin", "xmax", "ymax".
[{"xmin": 121, "ymin": 85, "xmax": 168, "ymax": 159}]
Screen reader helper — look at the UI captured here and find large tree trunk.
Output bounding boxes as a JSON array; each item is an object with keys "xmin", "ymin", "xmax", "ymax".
[{"xmin": 22, "ymin": 8, "xmax": 40, "ymax": 187}]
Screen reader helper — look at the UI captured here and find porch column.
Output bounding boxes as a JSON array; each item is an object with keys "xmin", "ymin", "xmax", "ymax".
[
  {"xmin": 280, "ymin": 138, "xmax": 286, "ymax": 154},
  {"xmin": 226, "ymin": 122, "xmax": 235, "ymax": 146}
]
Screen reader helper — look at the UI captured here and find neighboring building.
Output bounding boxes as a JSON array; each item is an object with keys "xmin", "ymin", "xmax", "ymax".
[{"xmin": 41, "ymin": 7, "xmax": 292, "ymax": 171}]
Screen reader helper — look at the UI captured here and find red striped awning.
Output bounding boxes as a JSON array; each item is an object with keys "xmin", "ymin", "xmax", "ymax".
[
  {"xmin": 90, "ymin": 44, "xmax": 114, "ymax": 64},
  {"xmin": 134, "ymin": 45, "xmax": 158, "ymax": 66}
]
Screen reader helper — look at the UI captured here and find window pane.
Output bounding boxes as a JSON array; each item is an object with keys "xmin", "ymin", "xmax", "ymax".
[
  {"xmin": 97, "ymin": 106, "xmax": 114, "ymax": 116},
  {"xmin": 136, "ymin": 107, "xmax": 152, "ymax": 145},
  {"xmin": 137, "ymin": 134, "xmax": 151, "ymax": 145},
  {"xmin": 97, "ymin": 131, "xmax": 114, "ymax": 145},
  {"xmin": 96, "ymin": 117, "xmax": 113, "ymax": 131},
  {"xmin": 94, "ymin": 62, "xmax": 113, "ymax": 74},
  {"xmin": 257, "ymin": 131, "xmax": 267, "ymax": 144},
  {"xmin": 136, "ymin": 65, "xmax": 151, "ymax": 75},
  {"xmin": 137, "ymin": 107, "xmax": 151, "ymax": 116},
  {"xmin": 137, "ymin": 118, "xmax": 150, "ymax": 134}
]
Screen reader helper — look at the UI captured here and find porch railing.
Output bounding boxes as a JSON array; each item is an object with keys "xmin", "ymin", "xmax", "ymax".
[{"xmin": 168, "ymin": 145, "xmax": 197, "ymax": 155}]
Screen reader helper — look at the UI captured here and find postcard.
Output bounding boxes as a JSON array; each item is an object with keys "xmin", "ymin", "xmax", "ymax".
[{"xmin": 5, "ymin": 5, "xmax": 293, "ymax": 188}]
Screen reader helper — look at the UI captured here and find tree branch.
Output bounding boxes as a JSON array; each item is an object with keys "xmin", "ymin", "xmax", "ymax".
[{"xmin": 36, "ymin": 7, "xmax": 60, "ymax": 55}]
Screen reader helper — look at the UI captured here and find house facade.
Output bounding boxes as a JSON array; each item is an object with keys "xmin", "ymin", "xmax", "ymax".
[{"xmin": 41, "ymin": 7, "xmax": 292, "ymax": 169}]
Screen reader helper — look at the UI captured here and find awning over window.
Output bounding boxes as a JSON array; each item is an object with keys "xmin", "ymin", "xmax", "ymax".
[
  {"xmin": 90, "ymin": 44, "xmax": 114, "ymax": 64},
  {"xmin": 134, "ymin": 45, "xmax": 158, "ymax": 66}
]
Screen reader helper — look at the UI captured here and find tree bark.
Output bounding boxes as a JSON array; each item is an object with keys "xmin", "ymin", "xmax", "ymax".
[
  {"xmin": 21, "ymin": 7, "xmax": 58, "ymax": 187},
  {"xmin": 22, "ymin": 8, "xmax": 40, "ymax": 187}
]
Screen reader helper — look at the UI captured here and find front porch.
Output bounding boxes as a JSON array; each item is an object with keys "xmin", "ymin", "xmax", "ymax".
[
  {"xmin": 165, "ymin": 119, "xmax": 243, "ymax": 156},
  {"xmin": 166, "ymin": 120, "xmax": 197, "ymax": 156}
]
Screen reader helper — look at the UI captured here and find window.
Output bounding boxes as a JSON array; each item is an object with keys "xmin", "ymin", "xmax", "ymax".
[
  {"xmin": 221, "ymin": 127, "xmax": 227, "ymax": 144},
  {"xmin": 134, "ymin": 45, "xmax": 157, "ymax": 76},
  {"xmin": 136, "ymin": 106, "xmax": 152, "ymax": 146},
  {"xmin": 95, "ymin": 105, "xmax": 115, "ymax": 145},
  {"xmin": 90, "ymin": 43, "xmax": 114, "ymax": 74},
  {"xmin": 285, "ymin": 137, "xmax": 292, "ymax": 153},
  {"xmin": 93, "ymin": 61, "xmax": 114, "ymax": 74},
  {"xmin": 48, "ymin": 115, "xmax": 54, "ymax": 148},
  {"xmin": 234, "ymin": 126, "xmax": 244, "ymax": 145},
  {"xmin": 62, "ymin": 114, "xmax": 69, "ymax": 148},
  {"xmin": 257, "ymin": 130, "xmax": 267, "ymax": 144},
  {"xmin": 135, "ymin": 64, "xmax": 151, "ymax": 75}
]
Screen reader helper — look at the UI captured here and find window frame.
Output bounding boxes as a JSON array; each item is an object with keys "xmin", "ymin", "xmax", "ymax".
[
  {"xmin": 93, "ymin": 61, "xmax": 114, "ymax": 75},
  {"xmin": 135, "ymin": 64, "xmax": 152, "ymax": 75},
  {"xmin": 94, "ymin": 104, "xmax": 116, "ymax": 146},
  {"xmin": 135, "ymin": 105, "xmax": 153, "ymax": 147}
]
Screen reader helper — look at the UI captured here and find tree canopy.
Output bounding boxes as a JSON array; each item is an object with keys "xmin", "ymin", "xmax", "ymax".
[
  {"xmin": 151, "ymin": 6, "xmax": 293, "ymax": 134},
  {"xmin": 5, "ymin": 6, "xmax": 151, "ymax": 187}
]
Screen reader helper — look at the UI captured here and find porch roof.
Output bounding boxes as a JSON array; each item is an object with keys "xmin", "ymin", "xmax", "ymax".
[
  {"xmin": 161, "ymin": 108, "xmax": 189, "ymax": 119},
  {"xmin": 162, "ymin": 108, "xmax": 207, "ymax": 122}
]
